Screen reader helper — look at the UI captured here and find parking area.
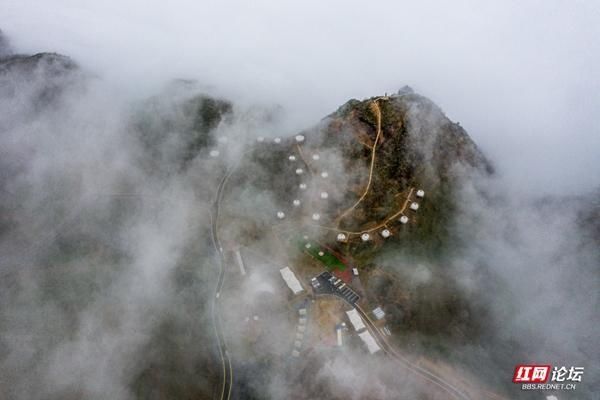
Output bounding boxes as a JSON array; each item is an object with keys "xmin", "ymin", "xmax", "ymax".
[{"xmin": 311, "ymin": 271, "xmax": 360, "ymax": 305}]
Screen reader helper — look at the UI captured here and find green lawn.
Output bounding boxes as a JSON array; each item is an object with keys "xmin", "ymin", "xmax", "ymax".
[{"xmin": 295, "ymin": 238, "xmax": 346, "ymax": 271}]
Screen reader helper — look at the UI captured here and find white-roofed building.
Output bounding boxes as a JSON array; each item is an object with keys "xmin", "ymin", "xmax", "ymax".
[
  {"xmin": 336, "ymin": 326, "xmax": 343, "ymax": 347},
  {"xmin": 321, "ymin": 171, "xmax": 329, "ymax": 178},
  {"xmin": 296, "ymin": 168, "xmax": 304, "ymax": 175},
  {"xmin": 288, "ymin": 155, "xmax": 296, "ymax": 161},
  {"xmin": 353, "ymin": 268, "xmax": 359, "ymax": 276},
  {"xmin": 280, "ymin": 267, "xmax": 304, "ymax": 294},
  {"xmin": 336, "ymin": 233, "xmax": 347, "ymax": 242},
  {"xmin": 410, "ymin": 202, "xmax": 419, "ymax": 211},
  {"xmin": 399, "ymin": 215, "xmax": 409, "ymax": 224},
  {"xmin": 277, "ymin": 211, "xmax": 285, "ymax": 219},
  {"xmin": 320, "ymin": 191, "xmax": 329, "ymax": 199},
  {"xmin": 361, "ymin": 233, "xmax": 370, "ymax": 241},
  {"xmin": 299, "ymin": 183, "xmax": 307, "ymax": 190},
  {"xmin": 416, "ymin": 189, "xmax": 425, "ymax": 198},
  {"xmin": 312, "ymin": 213, "xmax": 321, "ymax": 221},
  {"xmin": 274, "ymin": 137, "xmax": 281, "ymax": 143},
  {"xmin": 358, "ymin": 330, "xmax": 381, "ymax": 354},
  {"xmin": 295, "ymin": 134, "xmax": 305, "ymax": 142},
  {"xmin": 235, "ymin": 250, "xmax": 246, "ymax": 276},
  {"xmin": 381, "ymin": 229, "xmax": 391, "ymax": 238},
  {"xmin": 372, "ymin": 306, "xmax": 385, "ymax": 320},
  {"xmin": 346, "ymin": 308, "xmax": 366, "ymax": 332},
  {"xmin": 293, "ymin": 199, "xmax": 301, "ymax": 206}
]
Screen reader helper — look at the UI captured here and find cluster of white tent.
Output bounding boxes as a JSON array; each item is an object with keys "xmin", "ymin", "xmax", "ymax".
[
  {"xmin": 269, "ymin": 134, "xmax": 332, "ymax": 222},
  {"xmin": 266, "ymin": 135, "xmax": 427, "ymax": 251},
  {"xmin": 332, "ymin": 189, "xmax": 426, "ymax": 243}
]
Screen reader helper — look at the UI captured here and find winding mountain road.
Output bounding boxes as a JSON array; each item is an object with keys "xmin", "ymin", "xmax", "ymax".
[{"xmin": 209, "ymin": 167, "xmax": 236, "ymax": 400}]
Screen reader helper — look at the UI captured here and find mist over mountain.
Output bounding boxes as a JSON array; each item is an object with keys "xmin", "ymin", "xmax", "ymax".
[{"xmin": 0, "ymin": 11, "xmax": 599, "ymax": 400}]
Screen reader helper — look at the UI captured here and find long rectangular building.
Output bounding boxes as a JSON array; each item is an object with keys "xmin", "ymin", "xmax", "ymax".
[
  {"xmin": 280, "ymin": 267, "xmax": 304, "ymax": 294},
  {"xmin": 345, "ymin": 308, "xmax": 366, "ymax": 331},
  {"xmin": 358, "ymin": 330, "xmax": 381, "ymax": 354},
  {"xmin": 235, "ymin": 250, "xmax": 246, "ymax": 276}
]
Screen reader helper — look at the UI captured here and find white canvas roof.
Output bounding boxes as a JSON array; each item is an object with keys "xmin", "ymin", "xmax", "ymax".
[
  {"xmin": 346, "ymin": 308, "xmax": 366, "ymax": 331},
  {"xmin": 235, "ymin": 250, "xmax": 246, "ymax": 276},
  {"xmin": 358, "ymin": 330, "xmax": 381, "ymax": 354},
  {"xmin": 280, "ymin": 267, "xmax": 304, "ymax": 294},
  {"xmin": 373, "ymin": 306, "xmax": 385, "ymax": 320}
]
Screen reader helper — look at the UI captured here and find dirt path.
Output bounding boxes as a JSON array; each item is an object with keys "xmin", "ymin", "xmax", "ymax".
[
  {"xmin": 335, "ymin": 99, "xmax": 383, "ymax": 225},
  {"xmin": 310, "ymin": 187, "xmax": 414, "ymax": 236},
  {"xmin": 295, "ymin": 143, "xmax": 314, "ymax": 176}
]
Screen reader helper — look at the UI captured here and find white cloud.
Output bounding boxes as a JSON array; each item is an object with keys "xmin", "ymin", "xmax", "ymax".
[{"xmin": 2, "ymin": 1, "xmax": 599, "ymax": 194}]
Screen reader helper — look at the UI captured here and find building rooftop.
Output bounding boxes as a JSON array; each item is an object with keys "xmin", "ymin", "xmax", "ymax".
[
  {"xmin": 346, "ymin": 308, "xmax": 366, "ymax": 331},
  {"xmin": 358, "ymin": 330, "xmax": 381, "ymax": 354},
  {"xmin": 373, "ymin": 306, "xmax": 385, "ymax": 320},
  {"xmin": 280, "ymin": 267, "xmax": 304, "ymax": 294}
]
